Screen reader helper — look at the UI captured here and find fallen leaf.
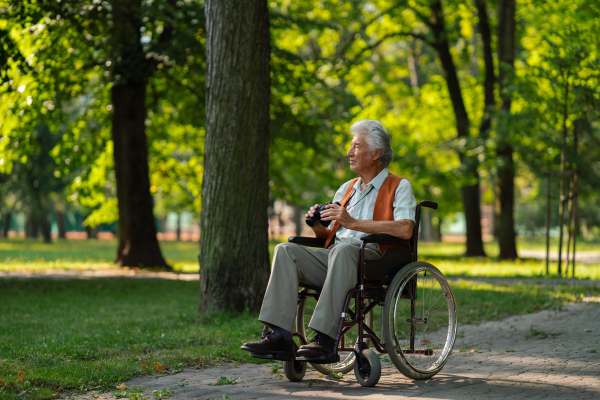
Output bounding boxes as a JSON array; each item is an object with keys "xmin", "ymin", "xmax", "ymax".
[
  {"xmin": 18, "ymin": 372, "xmax": 25, "ymax": 376},
  {"xmin": 93, "ymin": 396, "xmax": 107, "ymax": 399},
  {"xmin": 420, "ymin": 339, "xmax": 429, "ymax": 343},
  {"xmin": 536, "ymin": 379, "xmax": 542, "ymax": 382},
  {"xmin": 115, "ymin": 384, "xmax": 127, "ymax": 390},
  {"xmin": 142, "ymin": 363, "xmax": 147, "ymax": 367},
  {"xmin": 154, "ymin": 361, "xmax": 164, "ymax": 372},
  {"xmin": 533, "ymin": 325, "xmax": 538, "ymax": 327},
  {"xmin": 584, "ymin": 329, "xmax": 592, "ymax": 332},
  {"xmin": 0, "ymin": 380, "xmax": 3, "ymax": 387},
  {"xmin": 17, "ymin": 376, "xmax": 23, "ymax": 383}
]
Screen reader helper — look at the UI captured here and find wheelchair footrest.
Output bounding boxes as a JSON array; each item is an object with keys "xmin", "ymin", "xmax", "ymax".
[
  {"xmin": 248, "ymin": 352, "xmax": 295, "ymax": 362},
  {"xmin": 296, "ymin": 353, "xmax": 340, "ymax": 364}
]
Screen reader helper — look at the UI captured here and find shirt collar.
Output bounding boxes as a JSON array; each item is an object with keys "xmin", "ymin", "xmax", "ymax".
[{"xmin": 353, "ymin": 168, "xmax": 389, "ymax": 192}]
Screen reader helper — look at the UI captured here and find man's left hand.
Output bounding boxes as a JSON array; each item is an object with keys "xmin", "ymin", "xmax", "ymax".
[{"xmin": 320, "ymin": 203, "xmax": 355, "ymax": 229}]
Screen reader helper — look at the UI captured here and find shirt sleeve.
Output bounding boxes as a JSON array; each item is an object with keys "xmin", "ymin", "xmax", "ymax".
[{"xmin": 393, "ymin": 179, "xmax": 416, "ymax": 222}]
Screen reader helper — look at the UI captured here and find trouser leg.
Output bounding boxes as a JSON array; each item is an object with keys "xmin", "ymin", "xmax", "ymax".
[
  {"xmin": 258, "ymin": 242, "xmax": 330, "ymax": 332},
  {"xmin": 308, "ymin": 243, "xmax": 381, "ymax": 339}
]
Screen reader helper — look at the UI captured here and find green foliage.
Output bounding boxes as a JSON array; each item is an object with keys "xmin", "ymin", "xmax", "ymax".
[{"xmin": 1, "ymin": 0, "xmax": 600, "ymax": 238}]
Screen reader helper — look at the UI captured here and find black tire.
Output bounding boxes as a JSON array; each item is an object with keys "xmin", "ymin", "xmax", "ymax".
[
  {"xmin": 353, "ymin": 349, "xmax": 381, "ymax": 387},
  {"xmin": 382, "ymin": 261, "xmax": 457, "ymax": 380},
  {"xmin": 283, "ymin": 360, "xmax": 306, "ymax": 382},
  {"xmin": 296, "ymin": 294, "xmax": 373, "ymax": 374}
]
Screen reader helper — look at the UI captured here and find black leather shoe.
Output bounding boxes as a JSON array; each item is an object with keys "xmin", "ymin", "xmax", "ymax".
[
  {"xmin": 297, "ymin": 333, "xmax": 336, "ymax": 357},
  {"xmin": 240, "ymin": 331, "xmax": 297, "ymax": 360}
]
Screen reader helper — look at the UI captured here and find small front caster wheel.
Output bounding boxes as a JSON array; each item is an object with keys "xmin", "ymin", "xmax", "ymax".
[
  {"xmin": 283, "ymin": 360, "xmax": 306, "ymax": 382},
  {"xmin": 353, "ymin": 349, "xmax": 381, "ymax": 387}
]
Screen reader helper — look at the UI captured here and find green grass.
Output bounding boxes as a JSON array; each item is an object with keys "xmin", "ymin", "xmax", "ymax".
[
  {"xmin": 0, "ymin": 239, "xmax": 281, "ymax": 274},
  {"xmin": 1, "ymin": 238, "xmax": 599, "ymax": 279},
  {"xmin": 1, "ymin": 277, "xmax": 599, "ymax": 400}
]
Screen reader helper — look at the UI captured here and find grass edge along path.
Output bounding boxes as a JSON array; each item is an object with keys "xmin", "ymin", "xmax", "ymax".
[{"xmin": 1, "ymin": 278, "xmax": 600, "ymax": 400}]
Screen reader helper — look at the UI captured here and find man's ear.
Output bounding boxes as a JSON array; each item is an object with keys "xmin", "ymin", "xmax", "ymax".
[{"xmin": 372, "ymin": 149, "xmax": 382, "ymax": 161}]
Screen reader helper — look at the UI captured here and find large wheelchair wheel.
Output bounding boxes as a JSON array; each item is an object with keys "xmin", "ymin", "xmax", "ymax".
[
  {"xmin": 296, "ymin": 294, "xmax": 372, "ymax": 375},
  {"xmin": 382, "ymin": 261, "xmax": 457, "ymax": 380}
]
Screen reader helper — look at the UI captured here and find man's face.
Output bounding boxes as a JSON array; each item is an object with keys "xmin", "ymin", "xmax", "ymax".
[{"xmin": 347, "ymin": 134, "xmax": 379, "ymax": 173}]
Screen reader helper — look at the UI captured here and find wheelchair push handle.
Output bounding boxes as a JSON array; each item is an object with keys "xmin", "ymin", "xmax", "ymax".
[{"xmin": 419, "ymin": 200, "xmax": 438, "ymax": 210}]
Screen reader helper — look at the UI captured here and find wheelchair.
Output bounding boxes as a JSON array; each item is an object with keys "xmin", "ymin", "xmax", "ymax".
[{"xmin": 255, "ymin": 200, "xmax": 457, "ymax": 387}]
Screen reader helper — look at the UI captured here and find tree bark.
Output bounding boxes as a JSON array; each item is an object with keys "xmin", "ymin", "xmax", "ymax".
[
  {"xmin": 293, "ymin": 204, "xmax": 305, "ymax": 237},
  {"xmin": 429, "ymin": 0, "xmax": 486, "ymax": 256},
  {"xmin": 56, "ymin": 211, "xmax": 67, "ymax": 239},
  {"xmin": 3, "ymin": 212, "xmax": 12, "ymax": 237},
  {"xmin": 199, "ymin": 0, "xmax": 271, "ymax": 313},
  {"xmin": 496, "ymin": 0, "xmax": 518, "ymax": 259},
  {"xmin": 110, "ymin": 0, "xmax": 169, "ymax": 269},
  {"xmin": 26, "ymin": 215, "xmax": 38, "ymax": 238}
]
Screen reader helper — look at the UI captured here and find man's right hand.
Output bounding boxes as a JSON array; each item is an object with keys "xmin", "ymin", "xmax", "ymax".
[{"xmin": 305, "ymin": 204, "xmax": 329, "ymax": 239}]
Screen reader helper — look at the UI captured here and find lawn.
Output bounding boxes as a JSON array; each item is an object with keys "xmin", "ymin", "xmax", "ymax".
[
  {"xmin": 1, "ymin": 237, "xmax": 599, "ymax": 399},
  {"xmin": 1, "ymin": 238, "xmax": 599, "ymax": 279},
  {"xmin": 1, "ymin": 277, "xmax": 599, "ymax": 400}
]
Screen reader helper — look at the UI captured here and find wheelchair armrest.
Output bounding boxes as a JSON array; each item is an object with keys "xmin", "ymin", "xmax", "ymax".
[
  {"xmin": 360, "ymin": 233, "xmax": 410, "ymax": 244},
  {"xmin": 288, "ymin": 236, "xmax": 327, "ymax": 247}
]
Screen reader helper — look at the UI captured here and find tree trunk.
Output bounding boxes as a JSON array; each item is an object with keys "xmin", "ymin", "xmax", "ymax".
[
  {"xmin": 199, "ymin": 0, "xmax": 271, "ymax": 313},
  {"xmin": 496, "ymin": 0, "xmax": 518, "ymax": 259},
  {"xmin": 176, "ymin": 213, "xmax": 182, "ymax": 241},
  {"xmin": 39, "ymin": 214, "xmax": 51, "ymax": 243},
  {"xmin": 292, "ymin": 204, "xmax": 305, "ymax": 237},
  {"xmin": 430, "ymin": 0, "xmax": 486, "ymax": 256},
  {"xmin": 3, "ymin": 212, "xmax": 12, "ymax": 237},
  {"xmin": 56, "ymin": 211, "xmax": 67, "ymax": 239},
  {"xmin": 420, "ymin": 209, "xmax": 434, "ymax": 242},
  {"xmin": 110, "ymin": 0, "xmax": 169, "ymax": 269},
  {"xmin": 26, "ymin": 215, "xmax": 38, "ymax": 238}
]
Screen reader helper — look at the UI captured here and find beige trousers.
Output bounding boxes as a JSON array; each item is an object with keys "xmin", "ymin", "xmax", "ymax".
[{"xmin": 258, "ymin": 242, "xmax": 381, "ymax": 339}]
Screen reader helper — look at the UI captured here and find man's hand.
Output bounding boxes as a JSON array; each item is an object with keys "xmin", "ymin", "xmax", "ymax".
[
  {"xmin": 305, "ymin": 204, "xmax": 329, "ymax": 238},
  {"xmin": 320, "ymin": 203, "xmax": 356, "ymax": 229}
]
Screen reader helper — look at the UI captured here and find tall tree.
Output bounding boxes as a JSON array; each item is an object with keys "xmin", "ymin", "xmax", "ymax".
[
  {"xmin": 2, "ymin": 1, "xmax": 204, "ymax": 267},
  {"xmin": 199, "ymin": 0, "xmax": 271, "ymax": 312},
  {"xmin": 428, "ymin": 0, "xmax": 486, "ymax": 256},
  {"xmin": 496, "ymin": 0, "xmax": 518, "ymax": 259},
  {"xmin": 109, "ymin": 0, "xmax": 168, "ymax": 268}
]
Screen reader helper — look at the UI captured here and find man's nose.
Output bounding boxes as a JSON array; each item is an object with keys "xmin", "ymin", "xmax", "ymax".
[{"xmin": 347, "ymin": 147, "xmax": 353, "ymax": 156}]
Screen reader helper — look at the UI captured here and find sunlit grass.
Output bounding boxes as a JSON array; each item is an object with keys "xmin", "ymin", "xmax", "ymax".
[{"xmin": 1, "ymin": 238, "xmax": 598, "ymax": 279}]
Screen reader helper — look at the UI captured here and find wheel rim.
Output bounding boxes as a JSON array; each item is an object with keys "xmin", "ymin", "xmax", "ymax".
[
  {"xmin": 297, "ymin": 293, "xmax": 370, "ymax": 372},
  {"xmin": 388, "ymin": 266, "xmax": 457, "ymax": 374},
  {"xmin": 293, "ymin": 361, "xmax": 304, "ymax": 374}
]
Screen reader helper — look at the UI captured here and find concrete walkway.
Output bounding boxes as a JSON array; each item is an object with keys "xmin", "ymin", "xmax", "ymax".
[{"xmin": 73, "ymin": 301, "xmax": 600, "ymax": 400}]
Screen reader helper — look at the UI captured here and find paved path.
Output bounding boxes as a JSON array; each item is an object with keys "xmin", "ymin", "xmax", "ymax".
[
  {"xmin": 74, "ymin": 301, "xmax": 600, "ymax": 400},
  {"xmin": 519, "ymin": 249, "xmax": 600, "ymax": 264}
]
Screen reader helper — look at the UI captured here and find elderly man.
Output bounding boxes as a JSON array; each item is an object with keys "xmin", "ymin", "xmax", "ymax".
[{"xmin": 241, "ymin": 119, "xmax": 416, "ymax": 360}]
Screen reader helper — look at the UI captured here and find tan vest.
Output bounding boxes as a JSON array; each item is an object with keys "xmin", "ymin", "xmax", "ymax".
[{"xmin": 324, "ymin": 173, "xmax": 405, "ymax": 254}]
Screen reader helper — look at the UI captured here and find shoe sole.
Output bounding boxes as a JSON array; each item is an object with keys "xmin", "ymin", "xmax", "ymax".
[{"xmin": 240, "ymin": 346, "xmax": 296, "ymax": 362}]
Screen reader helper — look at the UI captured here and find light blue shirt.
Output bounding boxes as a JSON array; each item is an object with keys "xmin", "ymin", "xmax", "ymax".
[{"xmin": 331, "ymin": 168, "xmax": 416, "ymax": 247}]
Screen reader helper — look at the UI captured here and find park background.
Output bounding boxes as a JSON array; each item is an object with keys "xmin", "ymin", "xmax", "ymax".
[{"xmin": 1, "ymin": 1, "xmax": 600, "ymax": 399}]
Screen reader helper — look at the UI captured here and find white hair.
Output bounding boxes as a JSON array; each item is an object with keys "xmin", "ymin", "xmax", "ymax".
[{"xmin": 349, "ymin": 119, "xmax": 394, "ymax": 168}]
